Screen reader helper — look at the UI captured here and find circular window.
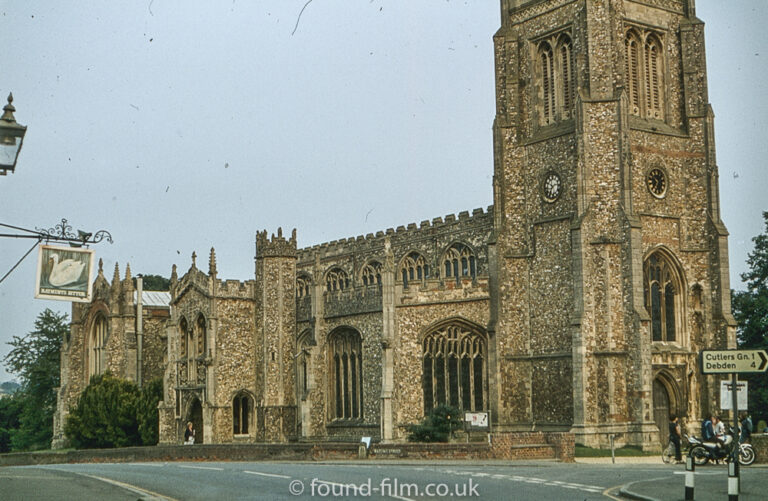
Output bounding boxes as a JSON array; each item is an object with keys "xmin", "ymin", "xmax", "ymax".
[
  {"xmin": 542, "ymin": 171, "xmax": 562, "ymax": 202},
  {"xmin": 646, "ymin": 168, "xmax": 667, "ymax": 198}
]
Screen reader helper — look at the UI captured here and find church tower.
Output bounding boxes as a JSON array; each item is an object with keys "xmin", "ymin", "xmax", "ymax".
[{"xmin": 491, "ymin": 0, "xmax": 735, "ymax": 447}]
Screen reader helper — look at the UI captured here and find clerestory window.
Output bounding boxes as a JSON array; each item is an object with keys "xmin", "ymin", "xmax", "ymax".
[
  {"xmin": 360, "ymin": 261, "xmax": 382, "ymax": 286},
  {"xmin": 400, "ymin": 251, "xmax": 430, "ymax": 289},
  {"xmin": 443, "ymin": 243, "xmax": 476, "ymax": 285},
  {"xmin": 325, "ymin": 268, "xmax": 349, "ymax": 292}
]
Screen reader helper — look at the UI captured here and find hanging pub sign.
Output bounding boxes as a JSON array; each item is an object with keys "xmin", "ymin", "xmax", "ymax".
[{"xmin": 34, "ymin": 245, "xmax": 94, "ymax": 302}]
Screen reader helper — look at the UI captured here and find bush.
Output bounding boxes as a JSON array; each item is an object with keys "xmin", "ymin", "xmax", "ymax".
[
  {"xmin": 65, "ymin": 374, "xmax": 163, "ymax": 449},
  {"xmin": 406, "ymin": 405, "xmax": 463, "ymax": 442}
]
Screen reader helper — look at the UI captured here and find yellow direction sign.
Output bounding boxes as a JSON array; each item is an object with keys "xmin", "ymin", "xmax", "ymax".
[{"xmin": 700, "ymin": 350, "xmax": 768, "ymax": 374}]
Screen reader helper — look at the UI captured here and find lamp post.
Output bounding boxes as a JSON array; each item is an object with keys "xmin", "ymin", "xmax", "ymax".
[{"xmin": 0, "ymin": 93, "xmax": 27, "ymax": 175}]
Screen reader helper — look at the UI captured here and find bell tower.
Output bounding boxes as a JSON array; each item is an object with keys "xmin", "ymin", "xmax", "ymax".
[{"xmin": 491, "ymin": 0, "xmax": 735, "ymax": 448}]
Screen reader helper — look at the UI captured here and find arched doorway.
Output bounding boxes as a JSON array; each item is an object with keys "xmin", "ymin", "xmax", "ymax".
[
  {"xmin": 187, "ymin": 398, "xmax": 204, "ymax": 444},
  {"xmin": 653, "ymin": 379, "xmax": 671, "ymax": 447}
]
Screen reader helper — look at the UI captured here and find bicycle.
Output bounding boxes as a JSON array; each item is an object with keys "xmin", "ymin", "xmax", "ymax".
[{"xmin": 662, "ymin": 434, "xmax": 689, "ymax": 464}]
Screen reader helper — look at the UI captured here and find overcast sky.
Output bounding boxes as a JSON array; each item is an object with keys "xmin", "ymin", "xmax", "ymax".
[{"xmin": 1, "ymin": 1, "xmax": 766, "ymax": 383}]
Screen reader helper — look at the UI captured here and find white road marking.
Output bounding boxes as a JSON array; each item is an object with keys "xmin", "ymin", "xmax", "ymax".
[
  {"xmin": 243, "ymin": 470, "xmax": 291, "ymax": 479},
  {"xmin": 177, "ymin": 465, "xmax": 224, "ymax": 471},
  {"xmin": 438, "ymin": 467, "xmax": 604, "ymax": 494}
]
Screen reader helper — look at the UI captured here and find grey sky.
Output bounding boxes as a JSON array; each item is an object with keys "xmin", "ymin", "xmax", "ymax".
[{"xmin": 1, "ymin": 1, "xmax": 766, "ymax": 383}]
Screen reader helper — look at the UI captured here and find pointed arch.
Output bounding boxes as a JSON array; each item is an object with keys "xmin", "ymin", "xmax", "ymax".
[
  {"xmin": 398, "ymin": 251, "xmax": 430, "ymax": 288},
  {"xmin": 441, "ymin": 242, "xmax": 477, "ymax": 284},
  {"xmin": 297, "ymin": 329, "xmax": 313, "ymax": 400},
  {"xmin": 644, "ymin": 33, "xmax": 664, "ymax": 119},
  {"xmin": 327, "ymin": 327, "xmax": 363, "ymax": 420},
  {"xmin": 232, "ymin": 390, "xmax": 253, "ymax": 435},
  {"xmin": 625, "ymin": 28, "xmax": 642, "ymax": 115},
  {"xmin": 87, "ymin": 312, "xmax": 108, "ymax": 379},
  {"xmin": 644, "ymin": 247, "xmax": 686, "ymax": 344},
  {"xmin": 538, "ymin": 40, "xmax": 556, "ymax": 125},
  {"xmin": 421, "ymin": 317, "xmax": 488, "ymax": 413},
  {"xmin": 324, "ymin": 267, "xmax": 349, "ymax": 292},
  {"xmin": 296, "ymin": 273, "xmax": 312, "ymax": 298},
  {"xmin": 360, "ymin": 260, "xmax": 383, "ymax": 287}
]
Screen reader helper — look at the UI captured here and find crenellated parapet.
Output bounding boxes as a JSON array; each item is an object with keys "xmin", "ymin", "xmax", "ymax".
[
  {"xmin": 256, "ymin": 227, "xmax": 297, "ymax": 259},
  {"xmin": 297, "ymin": 206, "xmax": 493, "ymax": 262}
]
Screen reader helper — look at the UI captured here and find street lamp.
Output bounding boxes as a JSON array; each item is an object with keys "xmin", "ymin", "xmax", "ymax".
[{"xmin": 0, "ymin": 93, "xmax": 27, "ymax": 175}]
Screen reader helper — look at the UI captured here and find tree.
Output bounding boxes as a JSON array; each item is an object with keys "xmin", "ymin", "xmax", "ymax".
[
  {"xmin": 2, "ymin": 308, "xmax": 66, "ymax": 451},
  {"xmin": 406, "ymin": 405, "xmax": 463, "ymax": 442},
  {"xmin": 0, "ymin": 394, "xmax": 24, "ymax": 453},
  {"xmin": 133, "ymin": 274, "xmax": 170, "ymax": 291},
  {"xmin": 733, "ymin": 211, "xmax": 768, "ymax": 425},
  {"xmin": 65, "ymin": 374, "xmax": 163, "ymax": 449}
]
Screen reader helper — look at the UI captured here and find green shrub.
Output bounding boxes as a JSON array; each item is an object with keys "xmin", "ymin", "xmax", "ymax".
[
  {"xmin": 65, "ymin": 374, "xmax": 163, "ymax": 449},
  {"xmin": 406, "ymin": 405, "xmax": 463, "ymax": 442}
]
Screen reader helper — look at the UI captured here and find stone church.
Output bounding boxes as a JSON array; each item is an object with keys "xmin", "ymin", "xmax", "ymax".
[{"xmin": 54, "ymin": 0, "xmax": 735, "ymax": 450}]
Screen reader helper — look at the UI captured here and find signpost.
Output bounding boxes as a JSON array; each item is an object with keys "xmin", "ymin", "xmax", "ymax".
[
  {"xmin": 700, "ymin": 349, "xmax": 768, "ymax": 501},
  {"xmin": 700, "ymin": 350, "xmax": 768, "ymax": 374}
]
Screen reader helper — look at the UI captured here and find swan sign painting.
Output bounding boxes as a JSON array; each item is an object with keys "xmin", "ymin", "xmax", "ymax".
[{"xmin": 34, "ymin": 245, "xmax": 95, "ymax": 303}]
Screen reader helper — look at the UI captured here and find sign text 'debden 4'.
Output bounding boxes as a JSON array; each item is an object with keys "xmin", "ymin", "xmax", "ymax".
[{"xmin": 700, "ymin": 350, "xmax": 768, "ymax": 374}]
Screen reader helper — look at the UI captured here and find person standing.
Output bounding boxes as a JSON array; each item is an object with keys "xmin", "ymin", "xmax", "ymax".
[
  {"xmin": 740, "ymin": 412, "xmax": 753, "ymax": 443},
  {"xmin": 669, "ymin": 415, "xmax": 683, "ymax": 463},
  {"xmin": 184, "ymin": 422, "xmax": 195, "ymax": 445}
]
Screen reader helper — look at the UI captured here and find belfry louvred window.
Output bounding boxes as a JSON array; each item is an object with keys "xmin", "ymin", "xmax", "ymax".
[
  {"xmin": 536, "ymin": 32, "xmax": 574, "ymax": 126},
  {"xmin": 625, "ymin": 27, "xmax": 665, "ymax": 120}
]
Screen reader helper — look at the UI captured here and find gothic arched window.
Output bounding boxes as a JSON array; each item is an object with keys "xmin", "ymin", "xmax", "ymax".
[
  {"xmin": 539, "ymin": 41, "xmax": 556, "ymax": 125},
  {"xmin": 179, "ymin": 317, "xmax": 188, "ymax": 356},
  {"xmin": 536, "ymin": 32, "xmax": 575, "ymax": 126},
  {"xmin": 443, "ymin": 243, "xmax": 476, "ymax": 284},
  {"xmin": 196, "ymin": 314, "xmax": 206, "ymax": 356},
  {"xmin": 625, "ymin": 27, "xmax": 665, "ymax": 120},
  {"xmin": 644, "ymin": 251, "xmax": 682, "ymax": 343},
  {"xmin": 88, "ymin": 314, "xmax": 107, "ymax": 378},
  {"xmin": 296, "ymin": 274, "xmax": 312, "ymax": 298},
  {"xmin": 233, "ymin": 392, "xmax": 251, "ymax": 435},
  {"xmin": 297, "ymin": 330, "xmax": 312, "ymax": 400},
  {"xmin": 400, "ymin": 251, "xmax": 430, "ymax": 288},
  {"xmin": 360, "ymin": 261, "xmax": 382, "ymax": 286},
  {"xmin": 325, "ymin": 268, "xmax": 349, "ymax": 292},
  {"xmin": 328, "ymin": 328, "xmax": 363, "ymax": 420},
  {"xmin": 422, "ymin": 323, "xmax": 487, "ymax": 413}
]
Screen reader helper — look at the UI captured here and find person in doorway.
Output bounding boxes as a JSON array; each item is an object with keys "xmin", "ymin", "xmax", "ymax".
[
  {"xmin": 669, "ymin": 414, "xmax": 683, "ymax": 463},
  {"xmin": 184, "ymin": 422, "xmax": 195, "ymax": 445},
  {"xmin": 702, "ymin": 415, "xmax": 715, "ymax": 441}
]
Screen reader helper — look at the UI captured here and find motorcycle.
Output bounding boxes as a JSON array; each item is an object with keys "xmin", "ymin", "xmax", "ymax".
[{"xmin": 687, "ymin": 427, "xmax": 755, "ymax": 466}]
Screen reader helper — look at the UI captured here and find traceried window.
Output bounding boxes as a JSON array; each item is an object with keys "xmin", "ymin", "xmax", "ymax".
[
  {"xmin": 88, "ymin": 314, "xmax": 107, "ymax": 378},
  {"xmin": 400, "ymin": 251, "xmax": 430, "ymax": 289},
  {"xmin": 325, "ymin": 268, "xmax": 349, "ymax": 292},
  {"xmin": 536, "ymin": 32, "xmax": 574, "ymax": 126},
  {"xmin": 360, "ymin": 261, "xmax": 382, "ymax": 286},
  {"xmin": 196, "ymin": 314, "xmax": 206, "ymax": 356},
  {"xmin": 296, "ymin": 274, "xmax": 312, "ymax": 298},
  {"xmin": 297, "ymin": 330, "xmax": 312, "ymax": 400},
  {"xmin": 625, "ymin": 27, "xmax": 665, "ymax": 120},
  {"xmin": 443, "ymin": 243, "xmax": 476, "ymax": 285},
  {"xmin": 422, "ymin": 323, "xmax": 487, "ymax": 413},
  {"xmin": 328, "ymin": 328, "xmax": 363, "ymax": 420},
  {"xmin": 644, "ymin": 251, "xmax": 682, "ymax": 342},
  {"xmin": 233, "ymin": 392, "xmax": 251, "ymax": 435}
]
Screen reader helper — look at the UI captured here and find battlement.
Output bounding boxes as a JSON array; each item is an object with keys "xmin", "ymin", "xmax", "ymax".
[
  {"xmin": 256, "ymin": 227, "xmax": 298, "ymax": 259},
  {"xmin": 218, "ymin": 279, "xmax": 255, "ymax": 298},
  {"xmin": 297, "ymin": 205, "xmax": 494, "ymax": 261}
]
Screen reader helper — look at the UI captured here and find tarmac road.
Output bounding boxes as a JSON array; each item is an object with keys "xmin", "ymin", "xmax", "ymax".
[{"xmin": 1, "ymin": 459, "xmax": 767, "ymax": 500}]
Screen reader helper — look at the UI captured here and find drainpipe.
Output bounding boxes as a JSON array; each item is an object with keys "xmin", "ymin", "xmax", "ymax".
[{"xmin": 137, "ymin": 275, "xmax": 143, "ymax": 388}]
